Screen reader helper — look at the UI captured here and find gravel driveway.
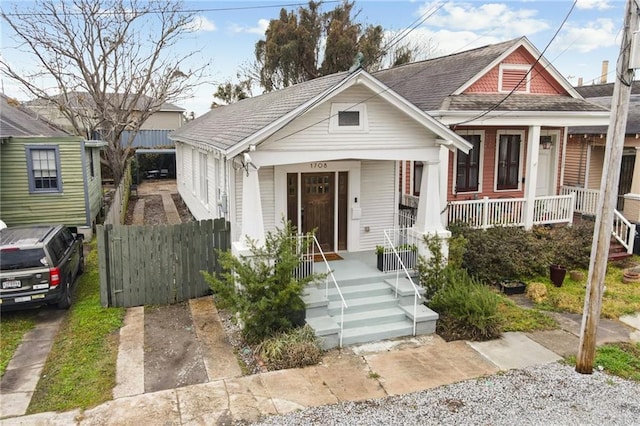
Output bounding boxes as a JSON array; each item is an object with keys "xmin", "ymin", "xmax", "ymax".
[{"xmin": 252, "ymin": 362, "xmax": 640, "ymax": 425}]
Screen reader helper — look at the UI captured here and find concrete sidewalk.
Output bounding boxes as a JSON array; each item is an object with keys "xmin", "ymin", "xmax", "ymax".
[{"xmin": 3, "ymin": 295, "xmax": 639, "ymax": 425}]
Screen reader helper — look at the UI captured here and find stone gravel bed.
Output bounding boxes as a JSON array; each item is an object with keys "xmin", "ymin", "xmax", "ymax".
[{"xmin": 250, "ymin": 362, "xmax": 640, "ymax": 425}]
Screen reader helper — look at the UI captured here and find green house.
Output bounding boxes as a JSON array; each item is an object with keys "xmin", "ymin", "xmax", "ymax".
[{"xmin": 0, "ymin": 94, "xmax": 106, "ymax": 237}]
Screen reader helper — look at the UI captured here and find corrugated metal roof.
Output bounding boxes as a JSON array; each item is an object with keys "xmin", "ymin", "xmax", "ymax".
[
  {"xmin": 25, "ymin": 92, "xmax": 185, "ymax": 112},
  {"xmin": 0, "ymin": 94, "xmax": 70, "ymax": 138}
]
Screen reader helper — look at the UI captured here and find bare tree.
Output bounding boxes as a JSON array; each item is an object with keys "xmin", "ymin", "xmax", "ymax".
[{"xmin": 1, "ymin": 0, "xmax": 209, "ymax": 185}]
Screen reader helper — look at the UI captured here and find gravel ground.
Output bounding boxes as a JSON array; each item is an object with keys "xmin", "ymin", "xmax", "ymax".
[{"xmin": 250, "ymin": 362, "xmax": 640, "ymax": 426}]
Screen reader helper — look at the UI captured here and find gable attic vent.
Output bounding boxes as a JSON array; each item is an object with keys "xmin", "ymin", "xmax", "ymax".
[{"xmin": 499, "ymin": 64, "xmax": 530, "ymax": 93}]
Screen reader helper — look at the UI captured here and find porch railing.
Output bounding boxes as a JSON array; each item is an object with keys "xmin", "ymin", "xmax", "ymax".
[
  {"xmin": 398, "ymin": 209, "xmax": 417, "ymax": 229},
  {"xmin": 613, "ymin": 210, "xmax": 636, "ymax": 254},
  {"xmin": 448, "ymin": 197, "xmax": 526, "ymax": 229},
  {"xmin": 294, "ymin": 234, "xmax": 348, "ymax": 348},
  {"xmin": 533, "ymin": 194, "xmax": 575, "ymax": 225},
  {"xmin": 383, "ymin": 229, "xmax": 420, "ymax": 336},
  {"xmin": 560, "ymin": 186, "xmax": 600, "ymax": 216}
]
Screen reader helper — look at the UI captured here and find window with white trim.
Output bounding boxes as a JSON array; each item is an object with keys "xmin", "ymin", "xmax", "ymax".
[
  {"xmin": 455, "ymin": 133, "xmax": 482, "ymax": 193},
  {"xmin": 329, "ymin": 103, "xmax": 368, "ymax": 132},
  {"xmin": 499, "ymin": 64, "xmax": 530, "ymax": 93},
  {"xmin": 496, "ymin": 133, "xmax": 522, "ymax": 190},
  {"xmin": 199, "ymin": 151, "xmax": 208, "ymax": 205},
  {"xmin": 26, "ymin": 145, "xmax": 62, "ymax": 193}
]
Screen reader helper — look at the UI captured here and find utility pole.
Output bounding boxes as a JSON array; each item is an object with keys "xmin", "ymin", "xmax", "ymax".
[{"xmin": 576, "ymin": 0, "xmax": 639, "ymax": 374}]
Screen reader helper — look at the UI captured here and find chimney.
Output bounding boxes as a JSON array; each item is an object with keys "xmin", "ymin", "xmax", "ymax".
[
  {"xmin": 600, "ymin": 60, "xmax": 608, "ymax": 83},
  {"xmin": 578, "ymin": 77, "xmax": 583, "ymax": 86}
]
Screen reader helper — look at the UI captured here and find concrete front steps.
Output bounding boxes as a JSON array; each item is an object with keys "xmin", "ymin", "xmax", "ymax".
[{"xmin": 303, "ymin": 276, "xmax": 438, "ymax": 349}]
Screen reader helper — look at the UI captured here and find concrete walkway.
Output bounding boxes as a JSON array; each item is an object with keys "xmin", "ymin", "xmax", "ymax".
[
  {"xmin": 0, "ymin": 309, "xmax": 66, "ymax": 418},
  {"xmin": 3, "ymin": 295, "xmax": 640, "ymax": 424}
]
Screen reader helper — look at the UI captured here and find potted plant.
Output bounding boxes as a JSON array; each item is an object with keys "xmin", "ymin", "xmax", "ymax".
[{"xmin": 398, "ymin": 243, "xmax": 418, "ymax": 269}]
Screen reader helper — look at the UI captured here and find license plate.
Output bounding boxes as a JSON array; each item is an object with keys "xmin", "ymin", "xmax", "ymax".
[
  {"xmin": 15, "ymin": 296, "xmax": 31, "ymax": 303},
  {"xmin": 2, "ymin": 280, "xmax": 21, "ymax": 289}
]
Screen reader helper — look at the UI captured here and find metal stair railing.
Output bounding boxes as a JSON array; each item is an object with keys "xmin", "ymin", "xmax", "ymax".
[
  {"xmin": 384, "ymin": 229, "xmax": 421, "ymax": 336},
  {"xmin": 296, "ymin": 234, "xmax": 348, "ymax": 348}
]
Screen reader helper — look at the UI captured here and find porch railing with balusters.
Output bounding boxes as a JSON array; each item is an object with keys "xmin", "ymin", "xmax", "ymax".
[{"xmin": 560, "ymin": 186, "xmax": 600, "ymax": 216}]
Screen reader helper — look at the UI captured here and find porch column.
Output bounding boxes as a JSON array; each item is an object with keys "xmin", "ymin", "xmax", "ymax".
[
  {"xmin": 623, "ymin": 146, "xmax": 640, "ymax": 222},
  {"xmin": 232, "ymin": 166, "xmax": 265, "ymax": 256},
  {"xmin": 523, "ymin": 125, "xmax": 541, "ymax": 229},
  {"xmin": 413, "ymin": 160, "xmax": 450, "ymax": 258}
]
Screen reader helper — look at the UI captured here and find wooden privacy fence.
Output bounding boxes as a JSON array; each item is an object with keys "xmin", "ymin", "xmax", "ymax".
[{"xmin": 97, "ymin": 219, "xmax": 230, "ymax": 308}]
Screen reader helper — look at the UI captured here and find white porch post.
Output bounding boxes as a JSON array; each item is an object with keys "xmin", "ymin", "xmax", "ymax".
[
  {"xmin": 413, "ymin": 160, "xmax": 450, "ymax": 259},
  {"xmin": 623, "ymin": 146, "xmax": 640, "ymax": 222},
  {"xmin": 523, "ymin": 125, "xmax": 541, "ymax": 229},
  {"xmin": 232, "ymin": 166, "xmax": 265, "ymax": 256}
]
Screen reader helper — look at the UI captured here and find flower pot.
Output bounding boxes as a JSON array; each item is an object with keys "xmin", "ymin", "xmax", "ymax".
[
  {"xmin": 549, "ymin": 264, "xmax": 567, "ymax": 287},
  {"xmin": 498, "ymin": 280, "xmax": 526, "ymax": 295}
]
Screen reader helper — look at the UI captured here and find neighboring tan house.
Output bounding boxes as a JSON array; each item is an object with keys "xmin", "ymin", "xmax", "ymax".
[
  {"xmin": 0, "ymin": 94, "xmax": 106, "ymax": 237},
  {"xmin": 25, "ymin": 93, "xmax": 185, "ymax": 148},
  {"xmin": 567, "ymin": 81, "xmax": 640, "ymax": 229},
  {"xmin": 373, "ymin": 37, "xmax": 610, "ymax": 231}
]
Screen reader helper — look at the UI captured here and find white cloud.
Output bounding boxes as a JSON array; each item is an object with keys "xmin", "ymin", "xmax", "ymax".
[
  {"xmin": 189, "ymin": 16, "xmax": 216, "ymax": 32},
  {"xmin": 229, "ymin": 19, "xmax": 269, "ymax": 35},
  {"xmin": 552, "ymin": 18, "xmax": 619, "ymax": 53},
  {"xmin": 417, "ymin": 1, "xmax": 550, "ymax": 40},
  {"xmin": 575, "ymin": 0, "xmax": 613, "ymax": 10}
]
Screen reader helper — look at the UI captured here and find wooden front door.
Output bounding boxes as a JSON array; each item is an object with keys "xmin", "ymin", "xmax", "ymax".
[{"xmin": 302, "ymin": 173, "xmax": 335, "ymax": 252}]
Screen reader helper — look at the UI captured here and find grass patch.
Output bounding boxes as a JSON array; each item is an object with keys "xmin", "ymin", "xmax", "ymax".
[
  {"xmin": 497, "ymin": 297, "xmax": 557, "ymax": 332},
  {"xmin": 566, "ymin": 342, "xmax": 640, "ymax": 382},
  {"xmin": 0, "ymin": 309, "xmax": 38, "ymax": 376},
  {"xmin": 535, "ymin": 257, "xmax": 640, "ymax": 319},
  {"xmin": 27, "ymin": 240, "xmax": 125, "ymax": 413}
]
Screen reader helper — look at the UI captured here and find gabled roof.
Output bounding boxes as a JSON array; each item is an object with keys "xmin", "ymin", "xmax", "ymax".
[
  {"xmin": 374, "ymin": 36, "xmax": 602, "ymax": 114},
  {"xmin": 25, "ymin": 92, "xmax": 185, "ymax": 113},
  {"xmin": 170, "ymin": 69, "xmax": 472, "ymax": 155},
  {"xmin": 569, "ymin": 81, "xmax": 640, "ymax": 134},
  {"xmin": 0, "ymin": 94, "xmax": 70, "ymax": 138},
  {"xmin": 374, "ymin": 39, "xmax": 519, "ymax": 111}
]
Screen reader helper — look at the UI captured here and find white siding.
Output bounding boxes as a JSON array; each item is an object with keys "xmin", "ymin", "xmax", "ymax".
[
  {"xmin": 261, "ymin": 86, "xmax": 438, "ymax": 152},
  {"xmin": 359, "ymin": 160, "xmax": 396, "ymax": 250}
]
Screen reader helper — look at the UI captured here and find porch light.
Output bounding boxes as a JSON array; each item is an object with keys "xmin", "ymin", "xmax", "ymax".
[{"xmin": 540, "ymin": 136, "xmax": 553, "ymax": 150}]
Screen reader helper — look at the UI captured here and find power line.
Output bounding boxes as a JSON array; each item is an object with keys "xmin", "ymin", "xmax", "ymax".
[{"xmin": 450, "ymin": 0, "xmax": 578, "ymax": 127}]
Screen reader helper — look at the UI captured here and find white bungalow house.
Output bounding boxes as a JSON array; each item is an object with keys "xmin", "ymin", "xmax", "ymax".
[{"xmin": 170, "ymin": 68, "xmax": 471, "ymax": 348}]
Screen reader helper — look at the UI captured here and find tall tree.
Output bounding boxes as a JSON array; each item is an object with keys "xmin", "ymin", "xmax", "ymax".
[
  {"xmin": 255, "ymin": 0, "xmax": 416, "ymax": 92},
  {"xmin": 1, "ymin": 0, "xmax": 208, "ymax": 185}
]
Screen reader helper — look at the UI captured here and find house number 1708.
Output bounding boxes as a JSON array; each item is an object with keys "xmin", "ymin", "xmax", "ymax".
[{"xmin": 310, "ymin": 162, "xmax": 327, "ymax": 169}]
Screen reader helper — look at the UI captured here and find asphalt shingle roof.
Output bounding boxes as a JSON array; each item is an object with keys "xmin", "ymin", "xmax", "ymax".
[
  {"xmin": 373, "ymin": 39, "xmax": 519, "ymax": 111},
  {"xmin": 25, "ymin": 92, "xmax": 185, "ymax": 112},
  {"xmin": 569, "ymin": 81, "xmax": 640, "ymax": 134},
  {"xmin": 0, "ymin": 94, "xmax": 70, "ymax": 138},
  {"xmin": 170, "ymin": 72, "xmax": 349, "ymax": 150},
  {"xmin": 445, "ymin": 94, "xmax": 608, "ymax": 112}
]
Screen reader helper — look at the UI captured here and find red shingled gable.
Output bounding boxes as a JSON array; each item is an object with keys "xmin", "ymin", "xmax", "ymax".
[{"xmin": 464, "ymin": 46, "xmax": 568, "ymax": 95}]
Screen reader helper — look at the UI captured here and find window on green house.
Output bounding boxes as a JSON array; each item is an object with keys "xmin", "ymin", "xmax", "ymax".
[{"xmin": 26, "ymin": 145, "xmax": 63, "ymax": 193}]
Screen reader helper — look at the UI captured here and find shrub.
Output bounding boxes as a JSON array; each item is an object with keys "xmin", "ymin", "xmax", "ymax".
[
  {"xmin": 526, "ymin": 282, "xmax": 548, "ymax": 303},
  {"xmin": 451, "ymin": 222, "xmax": 595, "ymax": 283},
  {"xmin": 256, "ymin": 325, "xmax": 323, "ymax": 370},
  {"xmin": 416, "ymin": 234, "xmax": 467, "ymax": 301},
  {"xmin": 428, "ymin": 268, "xmax": 502, "ymax": 341},
  {"xmin": 203, "ymin": 220, "xmax": 322, "ymax": 344}
]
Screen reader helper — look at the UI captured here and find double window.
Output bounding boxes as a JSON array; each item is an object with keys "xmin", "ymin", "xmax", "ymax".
[{"xmin": 26, "ymin": 146, "xmax": 62, "ymax": 193}]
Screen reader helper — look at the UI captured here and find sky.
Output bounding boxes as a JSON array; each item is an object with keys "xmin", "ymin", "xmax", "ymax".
[{"xmin": 0, "ymin": 0, "xmax": 631, "ymax": 118}]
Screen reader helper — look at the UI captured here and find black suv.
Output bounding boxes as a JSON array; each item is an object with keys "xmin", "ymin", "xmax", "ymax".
[{"xmin": 0, "ymin": 225, "xmax": 84, "ymax": 310}]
